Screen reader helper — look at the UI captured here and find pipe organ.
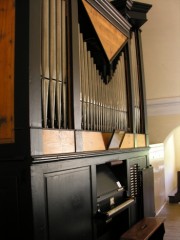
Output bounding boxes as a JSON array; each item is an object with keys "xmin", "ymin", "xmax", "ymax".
[
  {"xmin": 0, "ymin": 1, "xmax": 154, "ymax": 240},
  {"xmin": 39, "ymin": 0, "xmax": 149, "ymax": 144}
]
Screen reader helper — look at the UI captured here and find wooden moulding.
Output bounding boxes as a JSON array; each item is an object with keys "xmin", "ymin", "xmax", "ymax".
[
  {"xmin": 81, "ymin": 0, "xmax": 127, "ymax": 61},
  {"xmin": 120, "ymin": 217, "xmax": 165, "ymax": 240},
  {"xmin": 101, "ymin": 132, "xmax": 113, "ymax": 149},
  {"xmin": 76, "ymin": 131, "xmax": 106, "ymax": 152},
  {"xmin": 0, "ymin": 0, "xmax": 15, "ymax": 144},
  {"xmin": 30, "ymin": 129, "xmax": 75, "ymax": 156},
  {"xmin": 107, "ymin": 130, "xmax": 125, "ymax": 150},
  {"xmin": 120, "ymin": 133, "xmax": 134, "ymax": 149},
  {"xmin": 136, "ymin": 134, "xmax": 146, "ymax": 147},
  {"xmin": 30, "ymin": 130, "xmax": 146, "ymax": 156}
]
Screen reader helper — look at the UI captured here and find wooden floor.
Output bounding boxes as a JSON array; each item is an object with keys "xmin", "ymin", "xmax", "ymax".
[{"xmin": 157, "ymin": 202, "xmax": 180, "ymax": 240}]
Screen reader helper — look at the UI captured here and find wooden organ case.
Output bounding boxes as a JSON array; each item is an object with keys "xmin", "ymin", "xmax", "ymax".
[{"xmin": 0, "ymin": 0, "xmax": 154, "ymax": 240}]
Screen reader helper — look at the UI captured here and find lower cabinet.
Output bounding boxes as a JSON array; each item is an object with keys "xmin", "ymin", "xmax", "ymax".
[
  {"xmin": 45, "ymin": 167, "xmax": 93, "ymax": 240},
  {"xmin": 31, "ymin": 165, "xmax": 93, "ymax": 240},
  {"xmin": 0, "ymin": 151, "xmax": 153, "ymax": 240}
]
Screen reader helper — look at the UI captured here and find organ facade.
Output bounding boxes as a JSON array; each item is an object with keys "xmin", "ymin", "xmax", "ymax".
[{"xmin": 0, "ymin": 1, "xmax": 155, "ymax": 240}]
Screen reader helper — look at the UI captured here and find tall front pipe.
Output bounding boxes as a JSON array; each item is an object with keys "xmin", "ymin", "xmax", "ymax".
[
  {"xmin": 56, "ymin": 0, "xmax": 63, "ymax": 129},
  {"xmin": 41, "ymin": 0, "xmax": 49, "ymax": 128},
  {"xmin": 62, "ymin": 0, "xmax": 67, "ymax": 128},
  {"xmin": 49, "ymin": 0, "xmax": 56, "ymax": 128}
]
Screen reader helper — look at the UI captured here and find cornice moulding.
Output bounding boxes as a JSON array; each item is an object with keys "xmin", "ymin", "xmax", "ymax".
[{"xmin": 146, "ymin": 97, "xmax": 180, "ymax": 116}]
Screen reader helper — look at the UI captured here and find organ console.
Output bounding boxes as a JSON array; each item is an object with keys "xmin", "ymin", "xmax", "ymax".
[{"xmin": 0, "ymin": 1, "xmax": 154, "ymax": 240}]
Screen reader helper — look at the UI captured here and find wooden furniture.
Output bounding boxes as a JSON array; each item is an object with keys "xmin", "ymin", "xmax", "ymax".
[
  {"xmin": 120, "ymin": 217, "xmax": 165, "ymax": 240},
  {"xmin": 0, "ymin": 1, "xmax": 155, "ymax": 240},
  {"xmin": 0, "ymin": 0, "xmax": 15, "ymax": 143}
]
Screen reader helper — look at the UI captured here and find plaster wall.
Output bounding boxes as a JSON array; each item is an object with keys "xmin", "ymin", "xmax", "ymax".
[{"xmin": 137, "ymin": 0, "xmax": 180, "ymax": 204}]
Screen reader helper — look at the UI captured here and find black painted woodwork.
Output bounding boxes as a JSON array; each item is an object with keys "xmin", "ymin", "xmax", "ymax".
[
  {"xmin": 169, "ymin": 171, "xmax": 180, "ymax": 203},
  {"xmin": 29, "ymin": 0, "xmax": 41, "ymax": 128},
  {"xmin": 68, "ymin": 0, "xmax": 81, "ymax": 130},
  {"xmin": 46, "ymin": 167, "xmax": 92, "ymax": 240},
  {"xmin": 0, "ymin": 161, "xmax": 33, "ymax": 240},
  {"xmin": 30, "ymin": 152, "xmax": 152, "ymax": 240},
  {"xmin": 0, "ymin": 1, "xmax": 153, "ymax": 240}
]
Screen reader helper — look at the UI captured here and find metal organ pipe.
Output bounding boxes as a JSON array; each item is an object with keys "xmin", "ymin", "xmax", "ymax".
[
  {"xmin": 130, "ymin": 32, "xmax": 141, "ymax": 133},
  {"xmin": 78, "ymin": 27, "xmax": 128, "ymax": 132},
  {"xmin": 41, "ymin": 2, "xmax": 130, "ymax": 132},
  {"xmin": 41, "ymin": 0, "xmax": 49, "ymax": 128},
  {"xmin": 41, "ymin": 0, "xmax": 67, "ymax": 129},
  {"xmin": 61, "ymin": 0, "xmax": 67, "ymax": 129},
  {"xmin": 56, "ymin": 0, "xmax": 62, "ymax": 129},
  {"xmin": 49, "ymin": 0, "xmax": 56, "ymax": 128}
]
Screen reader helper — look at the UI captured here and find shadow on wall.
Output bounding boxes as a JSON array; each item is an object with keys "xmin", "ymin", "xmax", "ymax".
[{"xmin": 164, "ymin": 126, "xmax": 180, "ymax": 200}]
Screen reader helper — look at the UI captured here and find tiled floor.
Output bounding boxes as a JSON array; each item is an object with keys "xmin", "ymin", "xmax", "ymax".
[{"xmin": 157, "ymin": 202, "xmax": 180, "ymax": 240}]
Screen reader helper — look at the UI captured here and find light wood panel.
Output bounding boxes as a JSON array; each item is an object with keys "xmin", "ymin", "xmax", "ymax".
[
  {"xmin": 136, "ymin": 134, "xmax": 146, "ymax": 147},
  {"xmin": 31, "ymin": 129, "xmax": 75, "ymax": 155},
  {"xmin": 108, "ymin": 130, "xmax": 125, "ymax": 149},
  {"xmin": 82, "ymin": 0, "xmax": 127, "ymax": 61},
  {"xmin": 120, "ymin": 133, "xmax": 134, "ymax": 149},
  {"xmin": 0, "ymin": 0, "xmax": 15, "ymax": 143},
  {"xmin": 76, "ymin": 131, "xmax": 106, "ymax": 152}
]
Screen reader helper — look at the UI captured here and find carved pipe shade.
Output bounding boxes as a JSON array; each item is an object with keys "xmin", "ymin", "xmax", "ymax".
[{"xmin": 82, "ymin": 0, "xmax": 127, "ymax": 62}]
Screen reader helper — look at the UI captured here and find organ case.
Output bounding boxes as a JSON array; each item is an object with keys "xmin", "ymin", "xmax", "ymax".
[
  {"xmin": 0, "ymin": 1, "xmax": 154, "ymax": 240},
  {"xmin": 30, "ymin": 0, "xmax": 152, "ymax": 154}
]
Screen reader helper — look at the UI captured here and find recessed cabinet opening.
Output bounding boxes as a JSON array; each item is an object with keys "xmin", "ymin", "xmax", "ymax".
[{"xmin": 95, "ymin": 161, "xmax": 135, "ymax": 239}]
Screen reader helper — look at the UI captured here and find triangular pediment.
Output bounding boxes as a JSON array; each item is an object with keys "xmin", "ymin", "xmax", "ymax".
[{"xmin": 82, "ymin": 0, "xmax": 127, "ymax": 62}]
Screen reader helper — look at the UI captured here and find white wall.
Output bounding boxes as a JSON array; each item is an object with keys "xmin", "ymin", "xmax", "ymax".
[
  {"xmin": 137, "ymin": 0, "xmax": 180, "ymax": 202},
  {"xmin": 147, "ymin": 114, "xmax": 180, "ymax": 144},
  {"xmin": 163, "ymin": 127, "xmax": 180, "ymax": 199},
  {"xmin": 141, "ymin": 0, "xmax": 180, "ymax": 100},
  {"xmin": 139, "ymin": 0, "xmax": 180, "ymax": 143}
]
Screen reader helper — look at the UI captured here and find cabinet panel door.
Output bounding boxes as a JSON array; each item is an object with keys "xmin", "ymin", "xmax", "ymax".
[
  {"xmin": 45, "ymin": 167, "xmax": 93, "ymax": 240},
  {"xmin": 0, "ymin": 0, "xmax": 15, "ymax": 143}
]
